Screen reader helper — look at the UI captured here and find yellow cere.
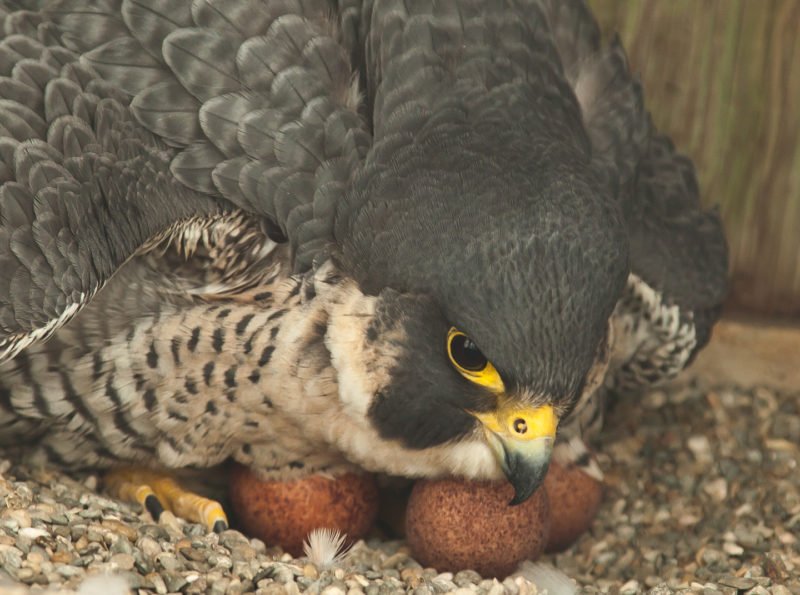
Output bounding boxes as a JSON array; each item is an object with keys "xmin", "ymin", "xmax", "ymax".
[
  {"xmin": 446, "ymin": 327, "xmax": 505, "ymax": 393},
  {"xmin": 472, "ymin": 403, "xmax": 557, "ymax": 442}
]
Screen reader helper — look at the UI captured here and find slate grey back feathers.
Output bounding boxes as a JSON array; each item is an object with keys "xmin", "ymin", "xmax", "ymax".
[
  {"xmin": 0, "ymin": 17, "xmax": 223, "ymax": 361},
  {"xmin": 0, "ymin": 0, "xmax": 727, "ymax": 373}
]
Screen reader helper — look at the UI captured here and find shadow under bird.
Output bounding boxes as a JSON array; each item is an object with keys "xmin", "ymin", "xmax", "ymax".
[{"xmin": 0, "ymin": 0, "xmax": 727, "ymax": 529}]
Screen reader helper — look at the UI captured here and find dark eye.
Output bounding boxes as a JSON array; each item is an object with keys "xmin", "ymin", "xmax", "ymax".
[
  {"xmin": 449, "ymin": 332, "xmax": 488, "ymax": 372},
  {"xmin": 446, "ymin": 327, "xmax": 505, "ymax": 392}
]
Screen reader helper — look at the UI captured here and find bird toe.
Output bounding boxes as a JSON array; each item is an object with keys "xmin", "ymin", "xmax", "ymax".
[{"xmin": 105, "ymin": 467, "xmax": 228, "ymax": 534}]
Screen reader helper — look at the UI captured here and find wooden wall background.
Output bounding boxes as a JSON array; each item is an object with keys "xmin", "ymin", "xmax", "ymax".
[{"xmin": 588, "ymin": 0, "xmax": 800, "ymax": 317}]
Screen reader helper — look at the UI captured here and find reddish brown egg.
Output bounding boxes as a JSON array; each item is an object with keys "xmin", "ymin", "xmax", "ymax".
[
  {"xmin": 229, "ymin": 464, "xmax": 378, "ymax": 556},
  {"xmin": 405, "ymin": 477, "xmax": 550, "ymax": 578},
  {"xmin": 543, "ymin": 460, "xmax": 603, "ymax": 552}
]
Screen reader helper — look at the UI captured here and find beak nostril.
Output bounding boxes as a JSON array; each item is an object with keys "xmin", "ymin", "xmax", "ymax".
[{"xmin": 512, "ymin": 418, "xmax": 527, "ymax": 435}]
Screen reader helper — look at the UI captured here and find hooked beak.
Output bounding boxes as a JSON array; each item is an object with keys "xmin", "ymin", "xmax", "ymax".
[{"xmin": 471, "ymin": 402, "xmax": 557, "ymax": 505}]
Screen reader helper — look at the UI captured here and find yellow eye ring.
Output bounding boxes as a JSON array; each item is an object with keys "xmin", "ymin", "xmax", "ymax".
[{"xmin": 446, "ymin": 327, "xmax": 505, "ymax": 393}]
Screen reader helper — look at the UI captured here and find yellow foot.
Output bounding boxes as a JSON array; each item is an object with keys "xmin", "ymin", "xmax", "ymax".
[{"xmin": 105, "ymin": 467, "xmax": 228, "ymax": 534}]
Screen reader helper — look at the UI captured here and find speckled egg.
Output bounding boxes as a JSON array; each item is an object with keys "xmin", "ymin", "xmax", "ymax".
[
  {"xmin": 229, "ymin": 464, "xmax": 378, "ymax": 556},
  {"xmin": 405, "ymin": 477, "xmax": 550, "ymax": 578},
  {"xmin": 543, "ymin": 460, "xmax": 603, "ymax": 552}
]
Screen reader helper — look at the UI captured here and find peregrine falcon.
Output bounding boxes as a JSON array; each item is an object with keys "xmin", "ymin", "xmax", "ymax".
[{"xmin": 0, "ymin": 0, "xmax": 727, "ymax": 526}]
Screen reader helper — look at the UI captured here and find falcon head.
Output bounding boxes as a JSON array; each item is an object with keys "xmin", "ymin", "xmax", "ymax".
[{"xmin": 328, "ymin": 106, "xmax": 629, "ymax": 503}]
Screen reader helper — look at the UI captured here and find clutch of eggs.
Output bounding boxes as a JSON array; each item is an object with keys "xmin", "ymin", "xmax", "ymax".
[{"xmin": 228, "ymin": 458, "xmax": 602, "ymax": 575}]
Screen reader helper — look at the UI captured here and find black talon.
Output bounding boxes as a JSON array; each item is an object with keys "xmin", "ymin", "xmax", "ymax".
[
  {"xmin": 144, "ymin": 493, "xmax": 164, "ymax": 521},
  {"xmin": 212, "ymin": 519, "xmax": 228, "ymax": 534}
]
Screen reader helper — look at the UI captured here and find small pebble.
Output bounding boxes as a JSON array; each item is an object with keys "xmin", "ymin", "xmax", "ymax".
[
  {"xmin": 155, "ymin": 552, "xmax": 183, "ymax": 572},
  {"xmin": 136, "ymin": 535, "xmax": 162, "ymax": 558},
  {"xmin": 2, "ymin": 509, "xmax": 32, "ymax": 529},
  {"xmin": 0, "ymin": 382, "xmax": 794, "ymax": 594},
  {"xmin": 718, "ymin": 576, "xmax": 757, "ymax": 590},
  {"xmin": 109, "ymin": 552, "xmax": 136, "ymax": 570},
  {"xmin": 722, "ymin": 541, "xmax": 744, "ymax": 556},
  {"xmin": 102, "ymin": 518, "xmax": 138, "ymax": 541},
  {"xmin": 687, "ymin": 435, "xmax": 714, "ymax": 464},
  {"xmin": 50, "ymin": 550, "xmax": 71, "ymax": 564},
  {"xmin": 261, "ymin": 584, "xmax": 291, "ymax": 595}
]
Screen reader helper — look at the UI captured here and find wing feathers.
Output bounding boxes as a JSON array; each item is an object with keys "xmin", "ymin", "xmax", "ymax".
[
  {"xmin": 130, "ymin": 80, "xmax": 202, "ymax": 146},
  {"xmin": 121, "ymin": 0, "xmax": 194, "ymax": 60},
  {"xmin": 83, "ymin": 37, "xmax": 170, "ymax": 95},
  {"xmin": 0, "ymin": 13, "xmax": 223, "ymax": 361},
  {"xmin": 169, "ymin": 140, "xmax": 225, "ymax": 193},
  {"xmin": 0, "ymin": 99, "xmax": 45, "ymax": 140},
  {"xmin": 198, "ymin": 91, "xmax": 260, "ymax": 157},
  {"xmin": 162, "ymin": 28, "xmax": 240, "ymax": 102},
  {"xmin": 41, "ymin": 0, "xmax": 372, "ymax": 271},
  {"xmin": 42, "ymin": 0, "xmax": 129, "ymax": 51}
]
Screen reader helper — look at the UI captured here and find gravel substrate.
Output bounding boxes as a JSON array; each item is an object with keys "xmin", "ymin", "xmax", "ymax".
[{"xmin": 0, "ymin": 381, "xmax": 798, "ymax": 594}]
